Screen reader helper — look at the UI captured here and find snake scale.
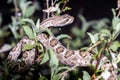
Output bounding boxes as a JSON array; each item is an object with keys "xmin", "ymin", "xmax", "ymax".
[{"xmin": 7, "ymin": 14, "xmax": 118, "ymax": 79}]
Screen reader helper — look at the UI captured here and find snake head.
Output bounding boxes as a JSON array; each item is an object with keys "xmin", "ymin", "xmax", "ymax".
[
  {"xmin": 55, "ymin": 14, "xmax": 74, "ymax": 26},
  {"xmin": 40, "ymin": 14, "xmax": 74, "ymax": 28}
]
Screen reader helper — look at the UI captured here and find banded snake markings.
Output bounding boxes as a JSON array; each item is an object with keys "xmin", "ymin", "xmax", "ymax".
[
  {"xmin": 7, "ymin": 14, "xmax": 74, "ymax": 65},
  {"xmin": 7, "ymin": 14, "xmax": 118, "ymax": 79}
]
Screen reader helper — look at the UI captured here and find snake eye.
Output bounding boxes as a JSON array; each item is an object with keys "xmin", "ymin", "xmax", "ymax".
[
  {"xmin": 65, "ymin": 18, "xmax": 70, "ymax": 22},
  {"xmin": 43, "ymin": 33, "xmax": 49, "ymax": 39},
  {"xmin": 57, "ymin": 18, "xmax": 70, "ymax": 26}
]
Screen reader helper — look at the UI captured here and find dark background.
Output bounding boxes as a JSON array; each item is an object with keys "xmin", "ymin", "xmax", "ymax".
[
  {"xmin": 69, "ymin": 0, "xmax": 116, "ymax": 20},
  {"xmin": 0, "ymin": 0, "xmax": 117, "ymax": 26},
  {"xmin": 0, "ymin": 0, "xmax": 118, "ymax": 79}
]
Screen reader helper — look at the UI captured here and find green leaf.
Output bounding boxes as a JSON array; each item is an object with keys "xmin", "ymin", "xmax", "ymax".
[
  {"xmin": 9, "ymin": 25, "xmax": 22, "ymax": 39},
  {"xmin": 36, "ymin": 19, "xmax": 40, "ymax": 29},
  {"xmin": 83, "ymin": 71, "xmax": 91, "ymax": 80},
  {"xmin": 109, "ymin": 41, "xmax": 120, "ymax": 51},
  {"xmin": 70, "ymin": 38, "xmax": 81, "ymax": 49},
  {"xmin": 87, "ymin": 32, "xmax": 96, "ymax": 44},
  {"xmin": 39, "ymin": 75, "xmax": 48, "ymax": 80},
  {"xmin": 116, "ymin": 53, "xmax": 120, "ymax": 63},
  {"xmin": 25, "ymin": 5, "xmax": 35, "ymax": 17},
  {"xmin": 0, "ymin": 13, "xmax": 2, "ymax": 25},
  {"xmin": 78, "ymin": 15, "xmax": 86, "ymax": 24},
  {"xmin": 22, "ymin": 1, "xmax": 32, "ymax": 17},
  {"xmin": 49, "ymin": 49, "xmax": 59, "ymax": 79},
  {"xmin": 56, "ymin": 7, "xmax": 61, "ymax": 14},
  {"xmin": 56, "ymin": 34, "xmax": 71, "ymax": 40},
  {"xmin": 51, "ymin": 73, "xmax": 60, "ymax": 80},
  {"xmin": 63, "ymin": 6, "xmax": 71, "ymax": 12},
  {"xmin": 21, "ymin": 19, "xmax": 34, "ymax": 25},
  {"xmin": 39, "ymin": 28, "xmax": 53, "ymax": 35},
  {"xmin": 87, "ymin": 32, "xmax": 99, "ymax": 44},
  {"xmin": 49, "ymin": 49, "xmax": 59, "ymax": 68},
  {"xmin": 118, "ymin": 76, "xmax": 120, "ymax": 80},
  {"xmin": 36, "ymin": 42, "xmax": 44, "ymax": 52},
  {"xmin": 111, "ymin": 8, "xmax": 116, "ymax": 17},
  {"xmin": 18, "ymin": 0, "xmax": 26, "ymax": 10},
  {"xmin": 40, "ymin": 51, "xmax": 49, "ymax": 65},
  {"xmin": 21, "ymin": 18, "xmax": 37, "ymax": 32},
  {"xmin": 22, "ymin": 25, "xmax": 34, "ymax": 39},
  {"xmin": 0, "ymin": 27, "xmax": 10, "ymax": 38},
  {"xmin": 112, "ymin": 22, "xmax": 120, "ymax": 40},
  {"xmin": 22, "ymin": 44, "xmax": 35, "ymax": 51},
  {"xmin": 71, "ymin": 27, "xmax": 81, "ymax": 37},
  {"xmin": 112, "ymin": 9, "xmax": 120, "ymax": 30},
  {"xmin": 78, "ymin": 78, "xmax": 82, "ymax": 80},
  {"xmin": 94, "ymin": 33, "xmax": 99, "ymax": 42},
  {"xmin": 8, "ymin": 16, "xmax": 24, "ymax": 39},
  {"xmin": 19, "ymin": 0, "xmax": 36, "ymax": 17},
  {"xmin": 97, "ymin": 58, "xmax": 109, "ymax": 72},
  {"xmin": 92, "ymin": 18, "xmax": 109, "ymax": 31},
  {"xmin": 7, "ymin": 0, "xmax": 13, "ymax": 4},
  {"xmin": 55, "ymin": 66, "xmax": 70, "ymax": 74},
  {"xmin": 99, "ymin": 29, "xmax": 111, "ymax": 41}
]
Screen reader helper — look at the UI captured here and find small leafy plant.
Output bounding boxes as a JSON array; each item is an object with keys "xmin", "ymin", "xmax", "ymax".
[{"xmin": 0, "ymin": 0, "xmax": 120, "ymax": 80}]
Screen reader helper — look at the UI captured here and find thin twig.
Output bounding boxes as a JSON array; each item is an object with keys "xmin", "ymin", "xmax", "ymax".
[
  {"xmin": 53, "ymin": 0, "xmax": 57, "ymax": 6},
  {"xmin": 61, "ymin": 1, "xmax": 67, "ymax": 12},
  {"xmin": 60, "ymin": 64, "xmax": 78, "ymax": 80},
  {"xmin": 46, "ymin": 0, "xmax": 49, "ymax": 9},
  {"xmin": 46, "ymin": 0, "xmax": 50, "ymax": 18},
  {"xmin": 86, "ymin": 41, "xmax": 101, "ymax": 53},
  {"xmin": 117, "ymin": 11, "xmax": 120, "ymax": 17},
  {"xmin": 13, "ymin": 0, "xmax": 19, "ymax": 16},
  {"xmin": 91, "ymin": 43, "xmax": 108, "ymax": 79},
  {"xmin": 51, "ymin": 0, "xmax": 54, "ymax": 15},
  {"xmin": 51, "ymin": 0, "xmax": 53, "ymax": 6}
]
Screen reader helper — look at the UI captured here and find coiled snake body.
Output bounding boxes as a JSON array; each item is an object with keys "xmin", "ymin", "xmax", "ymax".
[{"xmin": 7, "ymin": 14, "xmax": 118, "ymax": 79}]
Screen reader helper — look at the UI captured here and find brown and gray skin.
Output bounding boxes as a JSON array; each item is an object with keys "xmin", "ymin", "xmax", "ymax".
[
  {"xmin": 39, "ymin": 14, "xmax": 74, "ymax": 28},
  {"xmin": 7, "ymin": 14, "xmax": 74, "ymax": 64},
  {"xmin": 37, "ymin": 33, "xmax": 118, "ymax": 80},
  {"xmin": 37, "ymin": 33, "xmax": 95, "ymax": 66},
  {"xmin": 7, "ymin": 14, "xmax": 118, "ymax": 79},
  {"xmin": 7, "ymin": 36, "xmax": 36, "ymax": 65}
]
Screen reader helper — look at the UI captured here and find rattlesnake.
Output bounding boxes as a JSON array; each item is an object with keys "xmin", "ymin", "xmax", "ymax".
[{"xmin": 7, "ymin": 14, "xmax": 118, "ymax": 79}]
